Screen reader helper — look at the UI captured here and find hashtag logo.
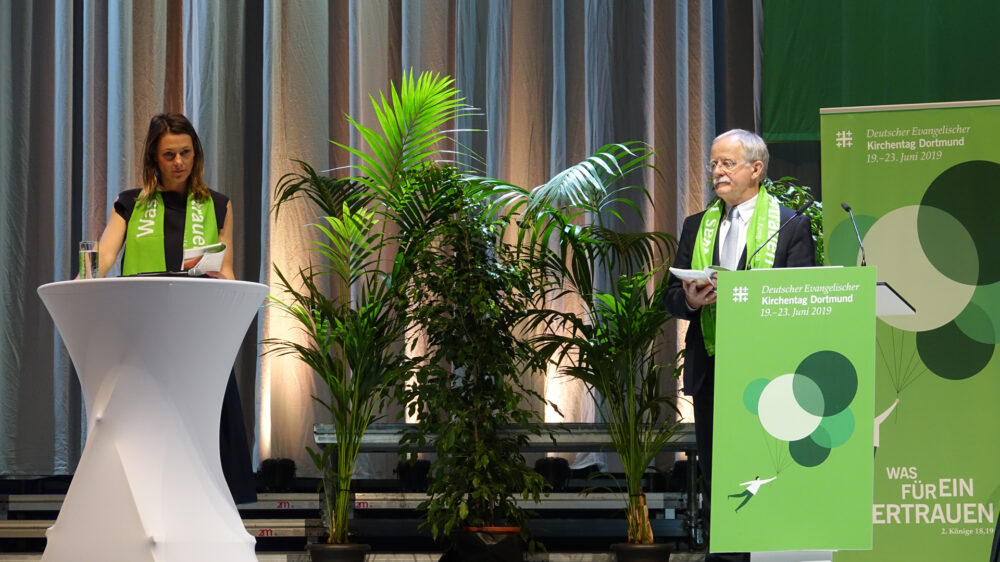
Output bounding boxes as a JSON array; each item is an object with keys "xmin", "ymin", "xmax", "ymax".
[
  {"xmin": 835, "ymin": 130, "xmax": 853, "ymax": 148},
  {"xmin": 732, "ymin": 286, "xmax": 750, "ymax": 303}
]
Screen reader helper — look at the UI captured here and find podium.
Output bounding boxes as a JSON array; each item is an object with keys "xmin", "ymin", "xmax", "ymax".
[
  {"xmin": 709, "ymin": 266, "xmax": 887, "ymax": 553},
  {"xmin": 37, "ymin": 278, "xmax": 267, "ymax": 561}
]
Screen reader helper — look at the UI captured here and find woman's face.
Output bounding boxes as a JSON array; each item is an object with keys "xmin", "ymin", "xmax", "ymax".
[{"xmin": 156, "ymin": 133, "xmax": 195, "ymax": 191}]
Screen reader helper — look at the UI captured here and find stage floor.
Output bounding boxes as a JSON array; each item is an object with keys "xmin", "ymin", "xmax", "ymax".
[{"xmin": 0, "ymin": 552, "xmax": 833, "ymax": 561}]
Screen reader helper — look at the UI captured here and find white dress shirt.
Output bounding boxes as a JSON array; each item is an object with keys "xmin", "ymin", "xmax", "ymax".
[{"xmin": 718, "ymin": 193, "xmax": 758, "ymax": 269}]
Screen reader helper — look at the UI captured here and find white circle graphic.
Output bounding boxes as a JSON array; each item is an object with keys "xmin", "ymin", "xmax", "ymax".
[
  {"xmin": 863, "ymin": 205, "xmax": 976, "ymax": 332},
  {"xmin": 758, "ymin": 373, "xmax": 823, "ymax": 441}
]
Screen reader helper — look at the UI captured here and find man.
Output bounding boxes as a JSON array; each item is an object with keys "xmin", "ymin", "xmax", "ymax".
[{"xmin": 665, "ymin": 129, "xmax": 815, "ymax": 561}]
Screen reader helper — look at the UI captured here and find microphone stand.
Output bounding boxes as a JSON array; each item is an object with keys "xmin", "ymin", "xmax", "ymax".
[
  {"xmin": 841, "ymin": 202, "xmax": 867, "ymax": 266},
  {"xmin": 745, "ymin": 200, "xmax": 813, "ymax": 270}
]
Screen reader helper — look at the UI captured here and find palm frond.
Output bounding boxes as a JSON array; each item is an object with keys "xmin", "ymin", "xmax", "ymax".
[
  {"xmin": 525, "ymin": 142, "xmax": 655, "ymax": 218},
  {"xmin": 333, "ymin": 71, "xmax": 477, "ymax": 202},
  {"xmin": 273, "ymin": 159, "xmax": 371, "ymax": 219},
  {"xmin": 309, "ymin": 208, "xmax": 383, "ymax": 285}
]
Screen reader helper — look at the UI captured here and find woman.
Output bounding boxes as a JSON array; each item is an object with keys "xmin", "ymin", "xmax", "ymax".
[
  {"xmin": 97, "ymin": 114, "xmax": 234, "ymax": 279},
  {"xmin": 95, "ymin": 113, "xmax": 256, "ymax": 504}
]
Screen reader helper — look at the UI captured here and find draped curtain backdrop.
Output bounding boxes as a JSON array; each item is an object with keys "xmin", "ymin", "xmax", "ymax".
[{"xmin": 0, "ymin": 0, "xmax": 735, "ymax": 476}]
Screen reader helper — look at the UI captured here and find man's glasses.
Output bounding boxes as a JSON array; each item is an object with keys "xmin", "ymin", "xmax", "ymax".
[{"xmin": 705, "ymin": 159, "xmax": 747, "ymax": 174}]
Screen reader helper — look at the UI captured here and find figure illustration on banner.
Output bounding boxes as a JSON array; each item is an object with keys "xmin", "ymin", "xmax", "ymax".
[
  {"xmin": 874, "ymin": 395, "xmax": 900, "ymax": 454},
  {"xmin": 728, "ymin": 475, "xmax": 777, "ymax": 512}
]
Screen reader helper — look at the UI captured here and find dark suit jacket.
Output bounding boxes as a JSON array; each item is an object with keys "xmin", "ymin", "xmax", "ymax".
[{"xmin": 665, "ymin": 203, "xmax": 816, "ymax": 396}]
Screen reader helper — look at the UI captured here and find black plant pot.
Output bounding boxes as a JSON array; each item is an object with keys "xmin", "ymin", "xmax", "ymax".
[
  {"xmin": 534, "ymin": 457, "xmax": 570, "ymax": 492},
  {"xmin": 610, "ymin": 542, "xmax": 672, "ymax": 562},
  {"xmin": 396, "ymin": 459, "xmax": 431, "ymax": 492},
  {"xmin": 258, "ymin": 457, "xmax": 296, "ymax": 492},
  {"xmin": 307, "ymin": 542, "xmax": 370, "ymax": 562},
  {"xmin": 440, "ymin": 528, "xmax": 525, "ymax": 562}
]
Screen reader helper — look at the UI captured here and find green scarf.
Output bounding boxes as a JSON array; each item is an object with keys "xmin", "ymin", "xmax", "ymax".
[
  {"xmin": 123, "ymin": 190, "xmax": 218, "ymax": 275},
  {"xmin": 691, "ymin": 191, "xmax": 781, "ymax": 355}
]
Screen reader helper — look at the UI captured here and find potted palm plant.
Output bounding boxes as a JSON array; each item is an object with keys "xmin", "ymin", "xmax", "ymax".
[
  {"xmin": 273, "ymin": 69, "xmax": 682, "ymax": 559},
  {"xmin": 269, "ymin": 170, "xmax": 412, "ymax": 560},
  {"xmin": 306, "ymin": 70, "xmax": 547, "ymax": 558},
  {"xmin": 507, "ymin": 146, "xmax": 681, "ymax": 560},
  {"xmin": 534, "ymin": 271, "xmax": 679, "ymax": 561}
]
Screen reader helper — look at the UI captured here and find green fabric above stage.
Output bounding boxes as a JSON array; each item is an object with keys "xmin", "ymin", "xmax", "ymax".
[{"xmin": 762, "ymin": 0, "xmax": 1000, "ymax": 141}]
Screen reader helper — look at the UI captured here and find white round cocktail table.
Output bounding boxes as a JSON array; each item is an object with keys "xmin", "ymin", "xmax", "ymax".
[{"xmin": 37, "ymin": 277, "xmax": 268, "ymax": 561}]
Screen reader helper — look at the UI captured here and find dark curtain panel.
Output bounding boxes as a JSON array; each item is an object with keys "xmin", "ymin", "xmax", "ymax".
[
  {"xmin": 712, "ymin": 0, "xmax": 756, "ymax": 134},
  {"xmin": 717, "ymin": 0, "xmax": 821, "ymax": 201},
  {"xmin": 762, "ymin": 0, "xmax": 1000, "ymax": 141}
]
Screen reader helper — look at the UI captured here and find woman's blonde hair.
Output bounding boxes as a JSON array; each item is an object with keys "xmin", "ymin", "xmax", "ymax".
[{"xmin": 138, "ymin": 113, "xmax": 210, "ymax": 203}]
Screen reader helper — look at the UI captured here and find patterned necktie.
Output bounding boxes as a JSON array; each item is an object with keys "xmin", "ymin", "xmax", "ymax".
[{"xmin": 721, "ymin": 206, "xmax": 741, "ymax": 270}]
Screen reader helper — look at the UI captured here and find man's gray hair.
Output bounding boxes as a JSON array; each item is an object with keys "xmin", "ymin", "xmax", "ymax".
[{"xmin": 715, "ymin": 128, "xmax": 769, "ymax": 181}]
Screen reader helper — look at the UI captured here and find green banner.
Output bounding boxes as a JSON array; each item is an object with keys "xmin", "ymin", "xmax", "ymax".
[
  {"xmin": 821, "ymin": 101, "xmax": 1000, "ymax": 561},
  {"xmin": 712, "ymin": 267, "xmax": 876, "ymax": 552}
]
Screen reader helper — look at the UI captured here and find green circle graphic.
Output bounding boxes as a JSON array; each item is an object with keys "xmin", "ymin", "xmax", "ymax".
[
  {"xmin": 917, "ymin": 320, "xmax": 995, "ymax": 380},
  {"xmin": 954, "ymin": 301, "xmax": 994, "ymax": 345},
  {"xmin": 789, "ymin": 436, "xmax": 831, "ymax": 468},
  {"xmin": 915, "ymin": 205, "xmax": 980, "ymax": 286},
  {"xmin": 954, "ymin": 281, "xmax": 1000, "ymax": 344},
  {"xmin": 812, "ymin": 409, "xmax": 854, "ymax": 448},
  {"xmin": 796, "ymin": 351, "xmax": 857, "ymax": 416},
  {"xmin": 827, "ymin": 215, "xmax": 876, "ymax": 267},
  {"xmin": 743, "ymin": 378, "xmax": 770, "ymax": 415},
  {"xmin": 791, "ymin": 374, "xmax": 826, "ymax": 417},
  {"xmin": 920, "ymin": 160, "xmax": 1000, "ymax": 285}
]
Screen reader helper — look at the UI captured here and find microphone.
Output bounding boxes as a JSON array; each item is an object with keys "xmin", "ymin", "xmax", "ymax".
[
  {"xmin": 841, "ymin": 202, "xmax": 867, "ymax": 266},
  {"xmin": 745, "ymin": 200, "xmax": 813, "ymax": 270}
]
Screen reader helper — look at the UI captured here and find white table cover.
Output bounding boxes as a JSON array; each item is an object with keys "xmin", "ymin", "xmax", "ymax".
[{"xmin": 37, "ymin": 278, "xmax": 268, "ymax": 561}]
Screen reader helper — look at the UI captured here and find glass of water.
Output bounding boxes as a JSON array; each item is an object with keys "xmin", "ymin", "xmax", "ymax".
[{"xmin": 79, "ymin": 241, "xmax": 98, "ymax": 279}]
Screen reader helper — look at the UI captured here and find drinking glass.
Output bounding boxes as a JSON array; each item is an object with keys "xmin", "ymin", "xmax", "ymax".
[{"xmin": 79, "ymin": 241, "xmax": 98, "ymax": 279}]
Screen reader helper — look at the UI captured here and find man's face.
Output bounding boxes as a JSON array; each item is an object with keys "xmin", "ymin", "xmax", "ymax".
[{"xmin": 709, "ymin": 136, "xmax": 763, "ymax": 206}]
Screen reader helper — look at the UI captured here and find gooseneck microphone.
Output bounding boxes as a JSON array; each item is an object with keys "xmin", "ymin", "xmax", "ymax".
[
  {"xmin": 745, "ymin": 200, "xmax": 813, "ymax": 270},
  {"xmin": 841, "ymin": 202, "xmax": 867, "ymax": 266}
]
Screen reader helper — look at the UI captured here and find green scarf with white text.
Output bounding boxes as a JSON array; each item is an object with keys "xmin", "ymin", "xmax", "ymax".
[
  {"xmin": 691, "ymin": 191, "xmax": 781, "ymax": 355},
  {"xmin": 123, "ymin": 190, "xmax": 217, "ymax": 275}
]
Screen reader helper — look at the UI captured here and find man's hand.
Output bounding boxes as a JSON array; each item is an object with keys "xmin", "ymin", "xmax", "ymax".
[{"xmin": 683, "ymin": 278, "xmax": 717, "ymax": 309}]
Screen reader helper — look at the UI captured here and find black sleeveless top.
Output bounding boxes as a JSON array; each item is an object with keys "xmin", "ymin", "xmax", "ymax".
[{"xmin": 114, "ymin": 188, "xmax": 229, "ymax": 272}]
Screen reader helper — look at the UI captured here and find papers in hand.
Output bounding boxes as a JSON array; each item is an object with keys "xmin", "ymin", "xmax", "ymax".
[
  {"xmin": 668, "ymin": 265, "xmax": 728, "ymax": 287},
  {"xmin": 182, "ymin": 243, "xmax": 226, "ymax": 276}
]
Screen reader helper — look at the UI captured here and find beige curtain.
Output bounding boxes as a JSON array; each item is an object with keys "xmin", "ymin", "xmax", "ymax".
[
  {"xmin": 1, "ymin": 0, "xmax": 725, "ymax": 477},
  {"xmin": 256, "ymin": 0, "xmax": 721, "ymax": 475}
]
